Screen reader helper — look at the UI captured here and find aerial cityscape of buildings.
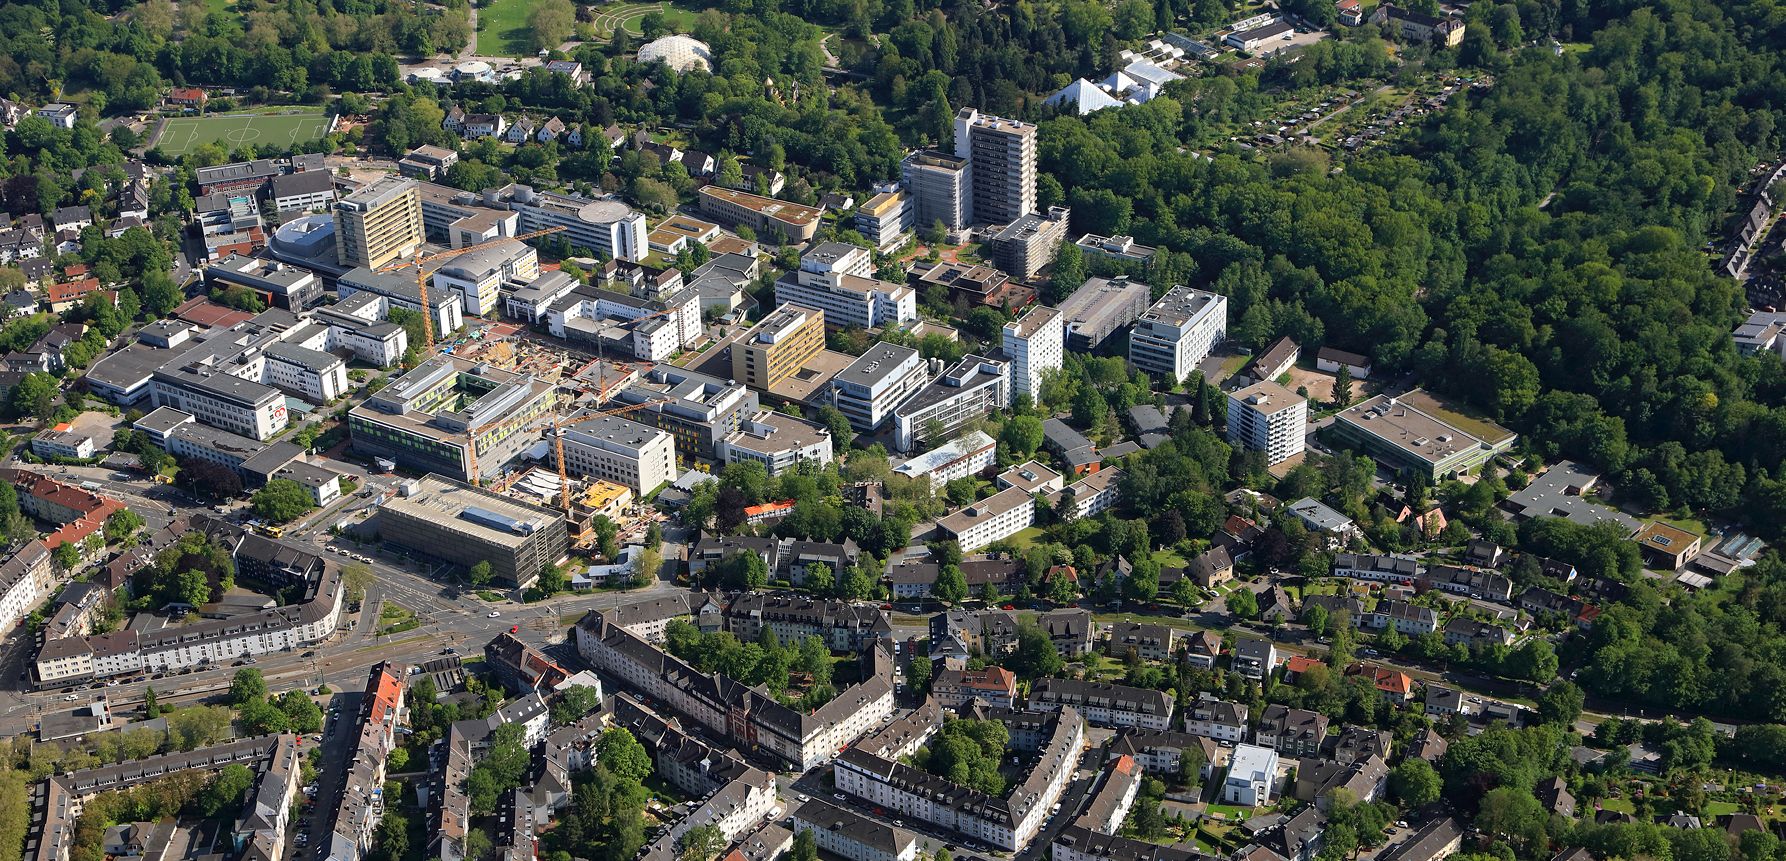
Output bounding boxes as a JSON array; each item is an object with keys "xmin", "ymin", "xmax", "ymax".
[{"xmin": 0, "ymin": 8, "xmax": 1774, "ymax": 861}]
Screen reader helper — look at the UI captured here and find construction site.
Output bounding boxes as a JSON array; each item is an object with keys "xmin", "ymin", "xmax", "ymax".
[{"xmin": 353, "ymin": 225, "xmax": 679, "ymax": 564}]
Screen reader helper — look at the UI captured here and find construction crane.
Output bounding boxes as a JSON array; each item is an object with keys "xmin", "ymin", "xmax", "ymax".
[
  {"xmin": 587, "ymin": 300, "xmax": 698, "ymax": 401},
  {"xmin": 374, "ymin": 226, "xmax": 568, "ymax": 355},
  {"xmin": 554, "ymin": 397, "xmax": 675, "ymax": 510}
]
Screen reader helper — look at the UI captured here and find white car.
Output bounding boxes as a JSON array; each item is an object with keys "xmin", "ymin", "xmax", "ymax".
[
  {"xmin": 488, "ymin": 611, "xmax": 500, "ymax": 618},
  {"xmin": 63, "ymin": 694, "xmax": 77, "ymax": 701}
]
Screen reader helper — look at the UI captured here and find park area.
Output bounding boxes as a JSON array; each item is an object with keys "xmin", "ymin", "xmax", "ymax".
[
  {"xmin": 591, "ymin": 1, "xmax": 699, "ymax": 38},
  {"xmin": 480, "ymin": 0, "xmax": 699, "ymax": 55},
  {"xmin": 152, "ymin": 109, "xmax": 333, "ymax": 157}
]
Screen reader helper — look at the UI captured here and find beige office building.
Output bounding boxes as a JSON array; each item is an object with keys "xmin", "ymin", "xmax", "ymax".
[
  {"xmin": 335, "ymin": 176, "xmax": 424, "ymax": 270},
  {"xmin": 731, "ymin": 304, "xmax": 826, "ymax": 391}
]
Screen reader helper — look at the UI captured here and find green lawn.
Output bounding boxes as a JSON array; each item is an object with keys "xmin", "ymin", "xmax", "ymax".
[
  {"xmin": 154, "ymin": 109, "xmax": 331, "ymax": 156},
  {"xmin": 1653, "ymin": 513, "xmax": 1709, "ymax": 540},
  {"xmin": 1203, "ymin": 804, "xmax": 1253, "ymax": 821},
  {"xmin": 1398, "ymin": 390, "xmax": 1516, "ymax": 446},
  {"xmin": 1598, "ymin": 797, "xmax": 1635, "ymax": 814},
  {"xmin": 1007, "ymin": 526, "xmax": 1044, "ymax": 549},
  {"xmin": 479, "ymin": 0, "xmax": 546, "ymax": 57},
  {"xmin": 376, "ymin": 603, "xmax": 419, "ymax": 636}
]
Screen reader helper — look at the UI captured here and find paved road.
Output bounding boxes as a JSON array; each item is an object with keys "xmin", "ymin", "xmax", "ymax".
[{"xmin": 0, "ymin": 467, "xmax": 678, "ymax": 736}]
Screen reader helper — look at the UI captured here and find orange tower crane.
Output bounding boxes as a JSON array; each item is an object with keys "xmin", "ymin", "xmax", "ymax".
[
  {"xmin": 374, "ymin": 226, "xmax": 567, "ymax": 355},
  {"xmin": 553, "ymin": 397, "xmax": 676, "ymax": 510}
]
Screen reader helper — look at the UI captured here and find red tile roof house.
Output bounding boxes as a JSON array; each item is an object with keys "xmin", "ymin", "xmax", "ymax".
[
  {"xmin": 166, "ymin": 87, "xmax": 208, "ymax": 108},
  {"xmin": 1348, "ymin": 662, "xmax": 1415, "ymax": 704},
  {"xmin": 13, "ymin": 472, "xmax": 124, "ymax": 552},
  {"xmin": 45, "ymin": 277, "xmax": 101, "ymax": 313}
]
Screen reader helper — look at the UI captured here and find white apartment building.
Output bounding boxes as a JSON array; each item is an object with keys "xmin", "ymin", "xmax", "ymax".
[
  {"xmin": 1001, "ymin": 305, "xmax": 1063, "ymax": 406},
  {"xmin": 1184, "ymin": 697, "xmax": 1248, "ymax": 743},
  {"xmin": 31, "ymin": 430, "xmax": 95, "ymax": 460},
  {"xmin": 716, "ymin": 411, "xmax": 834, "ymax": 475},
  {"xmin": 575, "ymin": 605, "xmax": 894, "ymax": 770},
  {"xmin": 936, "ymin": 486, "xmax": 1034, "ymax": 552},
  {"xmin": 654, "ymin": 771, "xmax": 778, "ymax": 857},
  {"xmin": 793, "ymin": 799, "xmax": 920, "ymax": 861},
  {"xmin": 430, "ymin": 239, "xmax": 539, "ymax": 317},
  {"xmin": 37, "ymin": 568, "xmax": 344, "ymax": 684},
  {"xmin": 831, "ymin": 343, "xmax": 929, "ymax": 432},
  {"xmin": 1129, "ymin": 285, "xmax": 1227, "ymax": 384},
  {"xmin": 0, "ymin": 543, "xmax": 52, "ymax": 645},
  {"xmin": 1222, "ymin": 744, "xmax": 1278, "ymax": 807},
  {"xmin": 774, "ymin": 242, "xmax": 916, "ymax": 328},
  {"xmin": 832, "ymin": 709, "xmax": 1082, "ymax": 852},
  {"xmin": 891, "ymin": 430, "xmax": 996, "ymax": 489},
  {"xmin": 1048, "ymin": 467, "xmax": 1122, "ymax": 520},
  {"xmin": 1226, "ymin": 381, "xmax": 1307, "ymax": 465},
  {"xmin": 891, "ymin": 355, "xmax": 1010, "ymax": 453},
  {"xmin": 502, "ymin": 185, "xmax": 649, "ymax": 261},
  {"xmin": 558, "ymin": 413, "xmax": 678, "ymax": 496},
  {"xmin": 1028, "ymin": 679, "xmax": 1175, "ymax": 731}
]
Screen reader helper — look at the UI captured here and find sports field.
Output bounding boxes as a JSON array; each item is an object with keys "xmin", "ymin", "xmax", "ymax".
[
  {"xmin": 153, "ymin": 110, "xmax": 333, "ymax": 157},
  {"xmin": 477, "ymin": 0, "xmax": 540, "ymax": 58}
]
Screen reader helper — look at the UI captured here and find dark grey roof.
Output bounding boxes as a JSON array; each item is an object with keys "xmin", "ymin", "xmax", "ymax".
[
  {"xmin": 835, "ymin": 342, "xmax": 922, "ymax": 390},
  {"xmin": 270, "ymin": 169, "xmax": 334, "ymax": 198},
  {"xmin": 792, "ymin": 798, "xmax": 916, "ymax": 856},
  {"xmin": 1052, "ymin": 826, "xmax": 1205, "ymax": 861},
  {"xmin": 1377, "ymin": 818, "xmax": 1461, "ymax": 861},
  {"xmin": 1030, "ymin": 678, "xmax": 1171, "ymax": 717}
]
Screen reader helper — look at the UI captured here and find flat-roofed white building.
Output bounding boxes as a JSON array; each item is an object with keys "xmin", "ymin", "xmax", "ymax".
[
  {"xmin": 430, "ymin": 239, "xmax": 538, "ymax": 317},
  {"xmin": 936, "ymin": 486, "xmax": 1034, "ymax": 552},
  {"xmin": 559, "ymin": 413, "xmax": 678, "ymax": 496},
  {"xmin": 1047, "ymin": 467, "xmax": 1122, "ymax": 520},
  {"xmin": 891, "ymin": 354, "xmax": 1009, "ymax": 453},
  {"xmin": 716, "ymin": 411, "xmax": 833, "ymax": 475},
  {"xmin": 1129, "ymin": 285, "xmax": 1226, "ymax": 384},
  {"xmin": 1002, "ymin": 305, "xmax": 1063, "ymax": 406},
  {"xmin": 830, "ymin": 343, "xmax": 929, "ymax": 432},
  {"xmin": 1227, "ymin": 381, "xmax": 1306, "ymax": 465},
  {"xmin": 774, "ymin": 242, "xmax": 916, "ymax": 328},
  {"xmin": 1222, "ymin": 744, "xmax": 1279, "ymax": 806},
  {"xmin": 892, "ymin": 430, "xmax": 996, "ymax": 489}
]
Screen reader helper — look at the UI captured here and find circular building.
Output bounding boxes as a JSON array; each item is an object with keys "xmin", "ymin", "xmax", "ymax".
[
  {"xmin": 407, "ymin": 67, "xmax": 449, "ymax": 87},
  {"xmin": 453, "ymin": 60, "xmax": 494, "ymax": 83},
  {"xmin": 637, "ymin": 35, "xmax": 713, "ymax": 73}
]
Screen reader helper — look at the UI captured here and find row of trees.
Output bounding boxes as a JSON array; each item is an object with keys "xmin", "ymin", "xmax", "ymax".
[
  {"xmin": 227, "ymin": 668, "xmax": 323, "ymax": 736},
  {"xmin": 664, "ymin": 618, "xmax": 839, "ymax": 708}
]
